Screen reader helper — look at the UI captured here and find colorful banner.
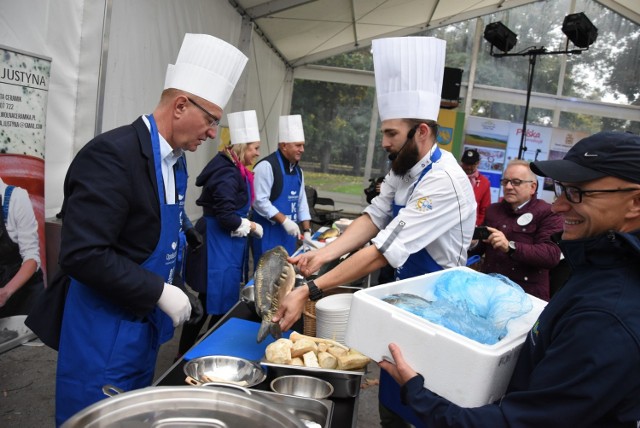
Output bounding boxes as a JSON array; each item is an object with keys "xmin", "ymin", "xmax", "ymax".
[
  {"xmin": 463, "ymin": 117, "xmax": 511, "ymax": 202},
  {"xmin": 0, "ymin": 45, "xmax": 50, "ymax": 330},
  {"xmin": 535, "ymin": 128, "xmax": 590, "ymax": 202},
  {"xmin": 437, "ymin": 109, "xmax": 465, "ymax": 156},
  {"xmin": 505, "ymin": 123, "xmax": 552, "ymax": 201}
]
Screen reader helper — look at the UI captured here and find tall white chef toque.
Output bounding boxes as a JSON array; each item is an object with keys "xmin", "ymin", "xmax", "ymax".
[
  {"xmin": 228, "ymin": 110, "xmax": 260, "ymax": 145},
  {"xmin": 372, "ymin": 37, "xmax": 446, "ymax": 122},
  {"xmin": 164, "ymin": 33, "xmax": 248, "ymax": 110},
  {"xmin": 279, "ymin": 115, "xmax": 305, "ymax": 143}
]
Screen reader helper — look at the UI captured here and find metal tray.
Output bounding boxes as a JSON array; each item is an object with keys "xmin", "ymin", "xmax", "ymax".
[{"xmin": 261, "ymin": 360, "xmax": 366, "ymax": 398}]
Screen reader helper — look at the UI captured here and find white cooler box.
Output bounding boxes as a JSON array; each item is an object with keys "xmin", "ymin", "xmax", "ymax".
[{"xmin": 344, "ymin": 266, "xmax": 546, "ymax": 407}]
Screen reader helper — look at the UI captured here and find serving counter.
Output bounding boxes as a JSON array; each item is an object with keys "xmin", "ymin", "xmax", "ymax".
[{"xmin": 154, "ymin": 300, "xmax": 362, "ymax": 428}]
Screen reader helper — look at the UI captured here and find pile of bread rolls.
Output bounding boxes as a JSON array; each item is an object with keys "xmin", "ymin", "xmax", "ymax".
[{"xmin": 265, "ymin": 332, "xmax": 370, "ymax": 371}]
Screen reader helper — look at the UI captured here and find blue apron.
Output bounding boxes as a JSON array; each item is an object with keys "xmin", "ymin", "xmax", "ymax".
[
  {"xmin": 380, "ymin": 146, "xmax": 443, "ymax": 428},
  {"xmin": 205, "ymin": 173, "xmax": 251, "ymax": 315},
  {"xmin": 55, "ymin": 115, "xmax": 186, "ymax": 426},
  {"xmin": 252, "ymin": 150, "xmax": 301, "ymax": 264}
]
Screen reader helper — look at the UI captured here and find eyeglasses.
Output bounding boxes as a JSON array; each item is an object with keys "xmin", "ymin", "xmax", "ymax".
[
  {"xmin": 554, "ymin": 181, "xmax": 640, "ymax": 204},
  {"xmin": 187, "ymin": 97, "xmax": 220, "ymax": 128},
  {"xmin": 500, "ymin": 178, "xmax": 534, "ymax": 187}
]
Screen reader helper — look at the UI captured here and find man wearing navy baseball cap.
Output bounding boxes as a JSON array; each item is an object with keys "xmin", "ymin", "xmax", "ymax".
[{"xmin": 380, "ymin": 131, "xmax": 640, "ymax": 427}]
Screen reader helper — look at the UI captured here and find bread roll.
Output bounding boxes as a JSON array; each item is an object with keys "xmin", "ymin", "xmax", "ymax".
[
  {"xmin": 291, "ymin": 338, "xmax": 318, "ymax": 358},
  {"xmin": 302, "ymin": 350, "xmax": 320, "ymax": 368},
  {"xmin": 265, "ymin": 338, "xmax": 293, "ymax": 364}
]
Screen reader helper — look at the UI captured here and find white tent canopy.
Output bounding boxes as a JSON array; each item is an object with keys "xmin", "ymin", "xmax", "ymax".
[{"xmin": 1, "ymin": 0, "xmax": 639, "ymax": 218}]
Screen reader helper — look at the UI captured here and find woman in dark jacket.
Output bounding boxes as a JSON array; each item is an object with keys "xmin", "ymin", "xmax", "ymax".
[{"xmin": 178, "ymin": 110, "xmax": 262, "ymax": 356}]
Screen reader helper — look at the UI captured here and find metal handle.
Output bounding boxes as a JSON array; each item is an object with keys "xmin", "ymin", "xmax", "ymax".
[
  {"xmin": 102, "ymin": 384, "xmax": 125, "ymax": 397},
  {"xmin": 184, "ymin": 375, "xmax": 202, "ymax": 386},
  {"xmin": 201, "ymin": 382, "xmax": 252, "ymax": 395}
]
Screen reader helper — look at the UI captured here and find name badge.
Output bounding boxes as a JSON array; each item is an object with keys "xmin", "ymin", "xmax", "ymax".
[{"xmin": 517, "ymin": 213, "xmax": 533, "ymax": 226}]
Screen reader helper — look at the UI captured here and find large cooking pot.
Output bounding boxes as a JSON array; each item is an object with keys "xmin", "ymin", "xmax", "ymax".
[{"xmin": 61, "ymin": 385, "xmax": 307, "ymax": 427}]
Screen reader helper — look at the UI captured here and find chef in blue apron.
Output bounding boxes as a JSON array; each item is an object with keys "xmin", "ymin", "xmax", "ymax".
[
  {"xmin": 278, "ymin": 37, "xmax": 477, "ymax": 428},
  {"xmin": 54, "ymin": 34, "xmax": 248, "ymax": 426},
  {"xmin": 177, "ymin": 110, "xmax": 263, "ymax": 356},
  {"xmin": 251, "ymin": 114, "xmax": 312, "ymax": 266}
]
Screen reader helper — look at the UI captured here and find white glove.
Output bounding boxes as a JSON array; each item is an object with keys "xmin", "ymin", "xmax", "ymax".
[
  {"xmin": 157, "ymin": 283, "xmax": 191, "ymax": 327},
  {"xmin": 250, "ymin": 222, "xmax": 263, "ymax": 239},
  {"xmin": 231, "ymin": 218, "xmax": 251, "ymax": 238},
  {"xmin": 282, "ymin": 218, "xmax": 301, "ymax": 238},
  {"xmin": 303, "ymin": 231, "xmax": 312, "ymax": 251}
]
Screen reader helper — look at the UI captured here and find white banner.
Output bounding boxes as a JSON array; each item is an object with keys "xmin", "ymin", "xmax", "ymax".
[
  {"xmin": 0, "ymin": 45, "xmax": 50, "ymax": 263},
  {"xmin": 0, "ymin": 45, "xmax": 50, "ymax": 156}
]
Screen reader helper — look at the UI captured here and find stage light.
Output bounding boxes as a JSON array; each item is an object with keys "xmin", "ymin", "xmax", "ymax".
[
  {"xmin": 562, "ymin": 12, "xmax": 598, "ymax": 49},
  {"xmin": 484, "ymin": 22, "xmax": 518, "ymax": 53}
]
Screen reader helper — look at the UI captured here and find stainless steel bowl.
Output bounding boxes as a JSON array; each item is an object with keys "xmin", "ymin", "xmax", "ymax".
[
  {"xmin": 62, "ymin": 386, "xmax": 306, "ymax": 427},
  {"xmin": 270, "ymin": 374, "xmax": 335, "ymax": 399},
  {"xmin": 240, "ymin": 285, "xmax": 255, "ymax": 303},
  {"xmin": 184, "ymin": 355, "xmax": 266, "ymax": 387}
]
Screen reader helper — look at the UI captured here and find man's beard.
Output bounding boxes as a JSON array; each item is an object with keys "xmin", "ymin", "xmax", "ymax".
[{"xmin": 391, "ymin": 140, "xmax": 419, "ymax": 176}]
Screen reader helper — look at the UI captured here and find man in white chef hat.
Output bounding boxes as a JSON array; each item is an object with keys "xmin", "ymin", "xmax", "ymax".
[
  {"xmin": 251, "ymin": 114, "xmax": 312, "ymax": 267},
  {"xmin": 51, "ymin": 33, "xmax": 248, "ymax": 425},
  {"xmin": 276, "ymin": 37, "xmax": 477, "ymax": 427}
]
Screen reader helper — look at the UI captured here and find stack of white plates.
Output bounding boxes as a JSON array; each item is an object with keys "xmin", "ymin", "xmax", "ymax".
[{"xmin": 315, "ymin": 293, "xmax": 353, "ymax": 345}]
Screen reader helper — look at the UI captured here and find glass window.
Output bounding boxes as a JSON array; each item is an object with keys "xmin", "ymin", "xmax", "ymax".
[
  {"xmin": 471, "ymin": 100, "xmax": 553, "ymax": 127},
  {"xmin": 290, "ymin": 0, "xmax": 639, "ymax": 202},
  {"xmin": 291, "ymin": 79, "xmax": 383, "ymax": 193},
  {"xmin": 564, "ymin": 0, "xmax": 640, "ymax": 106},
  {"xmin": 559, "ymin": 111, "xmax": 640, "ymax": 134}
]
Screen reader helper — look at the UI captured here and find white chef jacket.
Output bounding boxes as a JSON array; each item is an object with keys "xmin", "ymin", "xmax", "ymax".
[
  {"xmin": 364, "ymin": 146, "xmax": 476, "ymax": 269},
  {"xmin": 0, "ymin": 178, "xmax": 41, "ymax": 268}
]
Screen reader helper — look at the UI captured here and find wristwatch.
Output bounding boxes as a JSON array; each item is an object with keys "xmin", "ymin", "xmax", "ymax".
[
  {"xmin": 306, "ymin": 280, "xmax": 324, "ymax": 301},
  {"xmin": 508, "ymin": 241, "xmax": 516, "ymax": 255}
]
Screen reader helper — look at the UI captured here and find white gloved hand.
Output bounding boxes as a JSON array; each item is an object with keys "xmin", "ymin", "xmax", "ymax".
[
  {"xmin": 250, "ymin": 222, "xmax": 263, "ymax": 238},
  {"xmin": 231, "ymin": 218, "xmax": 252, "ymax": 238},
  {"xmin": 281, "ymin": 218, "xmax": 301, "ymax": 238},
  {"xmin": 303, "ymin": 231, "xmax": 312, "ymax": 251},
  {"xmin": 157, "ymin": 283, "xmax": 191, "ymax": 327}
]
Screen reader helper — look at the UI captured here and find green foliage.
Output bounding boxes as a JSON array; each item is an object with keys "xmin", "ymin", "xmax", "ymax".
[
  {"xmin": 304, "ymin": 171, "xmax": 363, "ymax": 195},
  {"xmin": 292, "ymin": 66, "xmax": 375, "ymax": 172}
]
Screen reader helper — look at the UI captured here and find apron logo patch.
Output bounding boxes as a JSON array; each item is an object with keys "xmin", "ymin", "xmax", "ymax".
[{"xmin": 415, "ymin": 196, "xmax": 433, "ymax": 211}]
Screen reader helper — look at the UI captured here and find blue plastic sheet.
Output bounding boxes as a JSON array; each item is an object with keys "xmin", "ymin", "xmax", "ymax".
[{"xmin": 382, "ymin": 270, "xmax": 532, "ymax": 345}]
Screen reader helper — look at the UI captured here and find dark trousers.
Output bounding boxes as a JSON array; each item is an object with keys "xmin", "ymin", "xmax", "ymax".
[{"xmin": 177, "ymin": 292, "xmax": 222, "ymax": 357}]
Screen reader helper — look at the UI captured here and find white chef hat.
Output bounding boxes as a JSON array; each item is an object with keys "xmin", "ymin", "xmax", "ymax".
[
  {"xmin": 228, "ymin": 110, "xmax": 260, "ymax": 145},
  {"xmin": 372, "ymin": 36, "xmax": 446, "ymax": 122},
  {"xmin": 278, "ymin": 115, "xmax": 305, "ymax": 143},
  {"xmin": 164, "ymin": 33, "xmax": 248, "ymax": 109}
]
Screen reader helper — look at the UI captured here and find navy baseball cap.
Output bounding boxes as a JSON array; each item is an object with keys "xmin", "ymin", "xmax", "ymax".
[
  {"xmin": 461, "ymin": 148, "xmax": 480, "ymax": 164},
  {"xmin": 531, "ymin": 132, "xmax": 640, "ymax": 184}
]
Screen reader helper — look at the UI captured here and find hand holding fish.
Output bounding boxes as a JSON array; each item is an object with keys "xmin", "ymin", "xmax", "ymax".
[
  {"xmin": 289, "ymin": 250, "xmax": 328, "ymax": 277},
  {"xmin": 254, "ymin": 246, "xmax": 296, "ymax": 343},
  {"xmin": 378, "ymin": 343, "xmax": 419, "ymax": 386},
  {"xmin": 272, "ymin": 286, "xmax": 309, "ymax": 332}
]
